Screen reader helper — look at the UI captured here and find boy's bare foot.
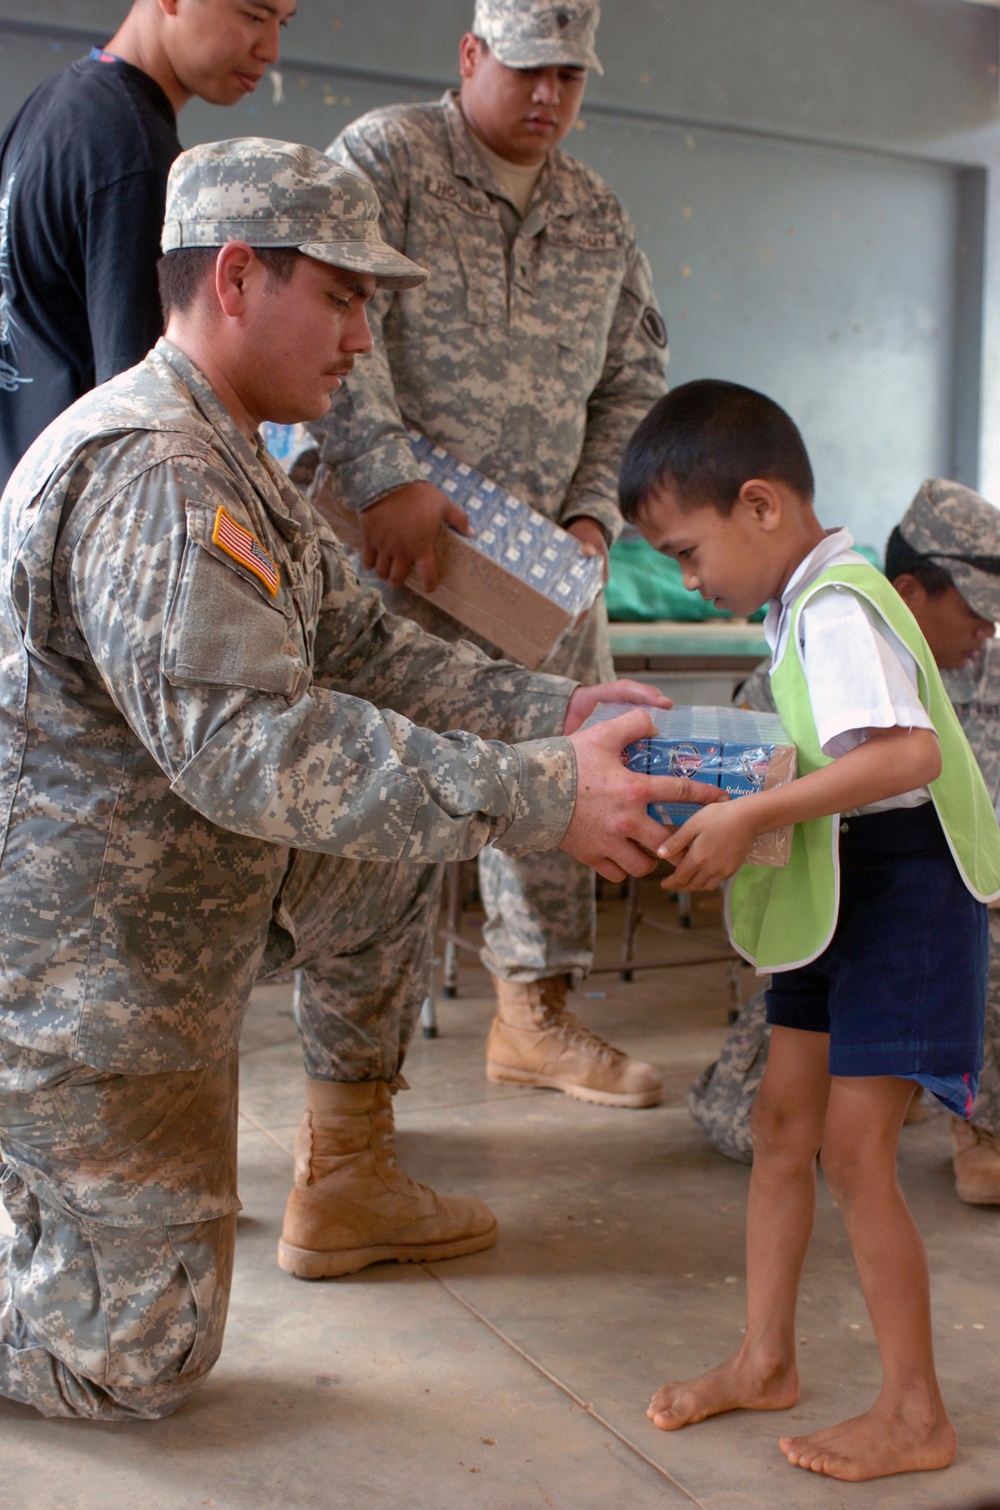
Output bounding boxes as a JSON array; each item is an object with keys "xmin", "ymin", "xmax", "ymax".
[
  {"xmin": 648, "ymin": 1353, "xmax": 799, "ymax": 1431},
  {"xmin": 779, "ymin": 1402, "xmax": 957, "ymax": 1481}
]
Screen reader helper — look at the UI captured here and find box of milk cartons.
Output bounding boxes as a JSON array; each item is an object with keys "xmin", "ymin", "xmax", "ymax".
[
  {"xmin": 587, "ymin": 703, "xmax": 797, "ymax": 867},
  {"xmin": 310, "ymin": 432, "xmax": 605, "ymax": 670}
]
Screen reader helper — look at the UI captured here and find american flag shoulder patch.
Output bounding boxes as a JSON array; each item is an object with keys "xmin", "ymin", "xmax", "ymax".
[{"xmin": 211, "ymin": 506, "xmax": 280, "ymax": 597}]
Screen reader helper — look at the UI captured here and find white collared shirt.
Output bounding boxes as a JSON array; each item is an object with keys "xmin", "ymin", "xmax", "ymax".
[{"xmin": 765, "ymin": 528, "xmax": 934, "ymax": 812}]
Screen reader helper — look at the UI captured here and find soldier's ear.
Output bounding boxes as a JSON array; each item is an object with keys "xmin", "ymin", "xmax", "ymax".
[
  {"xmin": 215, "ymin": 242, "xmax": 256, "ymax": 317},
  {"xmin": 458, "ymin": 33, "xmax": 483, "ymax": 80},
  {"xmin": 892, "ymin": 572, "xmax": 926, "ymax": 613}
]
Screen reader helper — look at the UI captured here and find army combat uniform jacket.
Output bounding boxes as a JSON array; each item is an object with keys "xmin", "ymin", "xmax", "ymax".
[
  {"xmin": 319, "ymin": 91, "xmax": 668, "ymax": 545},
  {"xmin": 0, "ymin": 340, "xmax": 578, "ymax": 1076}
]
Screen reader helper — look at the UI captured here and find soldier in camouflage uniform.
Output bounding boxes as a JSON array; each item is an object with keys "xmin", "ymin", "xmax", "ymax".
[
  {"xmin": 0, "ymin": 137, "xmax": 718, "ymax": 1419},
  {"xmin": 313, "ymin": 0, "xmax": 670, "ymax": 1116},
  {"xmin": 688, "ymin": 479, "xmax": 1000, "ymax": 1205}
]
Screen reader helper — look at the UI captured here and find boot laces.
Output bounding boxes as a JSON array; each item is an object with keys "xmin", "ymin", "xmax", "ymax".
[
  {"xmin": 374, "ymin": 1075, "xmax": 411, "ymax": 1169},
  {"xmin": 549, "ymin": 1010, "xmax": 623, "ymax": 1066}
]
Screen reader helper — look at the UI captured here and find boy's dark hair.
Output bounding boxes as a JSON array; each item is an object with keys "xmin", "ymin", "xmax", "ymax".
[
  {"xmin": 157, "ymin": 246, "xmax": 303, "ymax": 320},
  {"xmin": 883, "ymin": 525, "xmax": 955, "ymax": 597},
  {"xmin": 619, "ymin": 379, "xmax": 815, "ymax": 522}
]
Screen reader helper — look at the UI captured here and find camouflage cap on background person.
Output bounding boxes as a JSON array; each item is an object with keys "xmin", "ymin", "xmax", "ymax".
[
  {"xmin": 473, "ymin": 0, "xmax": 603, "ymax": 74},
  {"xmin": 898, "ymin": 477, "xmax": 1000, "ymax": 621},
  {"xmin": 161, "ymin": 137, "xmax": 428, "ymax": 290}
]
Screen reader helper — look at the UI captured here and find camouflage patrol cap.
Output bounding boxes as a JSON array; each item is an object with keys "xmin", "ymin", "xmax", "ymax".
[
  {"xmin": 161, "ymin": 137, "xmax": 427, "ymax": 290},
  {"xmin": 473, "ymin": 0, "xmax": 603, "ymax": 74},
  {"xmin": 898, "ymin": 478, "xmax": 1000, "ymax": 621}
]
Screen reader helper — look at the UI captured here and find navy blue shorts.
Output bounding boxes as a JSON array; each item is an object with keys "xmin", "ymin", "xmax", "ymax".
[{"xmin": 765, "ymin": 803, "xmax": 987, "ymax": 1084}]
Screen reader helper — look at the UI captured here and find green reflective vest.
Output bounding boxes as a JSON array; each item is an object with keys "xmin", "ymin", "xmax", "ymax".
[{"xmin": 728, "ymin": 563, "xmax": 1000, "ymax": 971}]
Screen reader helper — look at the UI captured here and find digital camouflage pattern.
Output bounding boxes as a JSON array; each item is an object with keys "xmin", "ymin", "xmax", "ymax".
[
  {"xmin": 686, "ymin": 988, "xmax": 767, "ymax": 1166},
  {"xmin": 316, "ymin": 90, "xmax": 667, "ymax": 980},
  {"xmin": 270, "ymin": 847, "xmax": 448, "ymax": 1083},
  {"xmin": 318, "ymin": 91, "xmax": 667, "ymax": 547},
  {"xmin": 0, "ymin": 335, "xmax": 585, "ymax": 1416},
  {"xmin": 687, "ymin": 664, "xmax": 774, "ymax": 1161},
  {"xmin": 0, "ymin": 338, "xmax": 577, "ymax": 1073},
  {"xmin": 944, "ymin": 639, "xmax": 1000, "ymax": 1136},
  {"xmin": 472, "ymin": 0, "xmax": 604, "ymax": 73},
  {"xmin": 690, "ymin": 642, "xmax": 1000, "ymax": 1160},
  {"xmin": 0, "ymin": 1042, "xmax": 237, "ymax": 1419},
  {"xmin": 162, "ymin": 137, "xmax": 427, "ymax": 290},
  {"xmin": 898, "ymin": 477, "xmax": 1000, "ymax": 624}
]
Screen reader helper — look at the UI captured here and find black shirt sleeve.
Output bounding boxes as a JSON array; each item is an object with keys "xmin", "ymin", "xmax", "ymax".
[{"xmin": 85, "ymin": 167, "xmax": 171, "ymax": 384}]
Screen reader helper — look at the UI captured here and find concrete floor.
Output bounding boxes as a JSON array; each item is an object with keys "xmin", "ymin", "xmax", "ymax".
[{"xmin": 2, "ymin": 882, "xmax": 999, "ymax": 1510}]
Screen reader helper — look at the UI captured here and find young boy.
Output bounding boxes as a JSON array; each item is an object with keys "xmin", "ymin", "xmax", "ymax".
[{"xmin": 618, "ymin": 380, "xmax": 1000, "ymax": 1482}]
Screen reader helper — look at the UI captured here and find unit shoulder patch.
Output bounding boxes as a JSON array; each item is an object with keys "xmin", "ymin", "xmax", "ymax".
[{"xmin": 641, "ymin": 307, "xmax": 668, "ymax": 349}]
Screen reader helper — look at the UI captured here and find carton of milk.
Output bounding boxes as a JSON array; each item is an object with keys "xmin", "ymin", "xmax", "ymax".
[
  {"xmin": 311, "ymin": 432, "xmax": 605, "ymax": 669},
  {"xmin": 583, "ymin": 703, "xmax": 797, "ymax": 867}
]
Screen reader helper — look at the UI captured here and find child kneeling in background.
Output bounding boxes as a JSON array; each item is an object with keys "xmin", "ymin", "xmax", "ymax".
[{"xmin": 618, "ymin": 380, "xmax": 1000, "ymax": 1483}]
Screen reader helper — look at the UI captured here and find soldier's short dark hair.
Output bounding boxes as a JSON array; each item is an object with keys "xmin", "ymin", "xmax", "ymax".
[
  {"xmin": 157, "ymin": 246, "xmax": 303, "ymax": 320},
  {"xmin": 884, "ymin": 525, "xmax": 955, "ymax": 597},
  {"xmin": 619, "ymin": 379, "xmax": 815, "ymax": 522}
]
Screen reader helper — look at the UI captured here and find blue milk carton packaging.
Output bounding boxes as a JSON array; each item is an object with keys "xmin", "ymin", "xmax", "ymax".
[
  {"xmin": 581, "ymin": 703, "xmax": 797, "ymax": 867},
  {"xmin": 645, "ymin": 731, "xmax": 723, "ymax": 824}
]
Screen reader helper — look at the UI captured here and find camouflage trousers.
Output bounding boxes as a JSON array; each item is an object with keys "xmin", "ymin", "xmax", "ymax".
[
  {"xmin": 973, "ymin": 908, "xmax": 1000, "ymax": 1135},
  {"xmin": 688, "ymin": 909, "xmax": 1000, "ymax": 1162},
  {"xmin": 0, "ymin": 854, "xmax": 444, "ymax": 1419},
  {"xmin": 369, "ymin": 578, "xmax": 615, "ymax": 985},
  {"xmin": 0, "ymin": 1041, "xmax": 238, "ymax": 1420},
  {"xmin": 267, "ymin": 848, "xmax": 444, "ymax": 1082}
]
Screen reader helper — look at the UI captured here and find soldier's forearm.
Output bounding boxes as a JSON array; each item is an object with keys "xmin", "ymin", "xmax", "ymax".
[
  {"xmin": 170, "ymin": 691, "xmax": 575, "ymax": 865},
  {"xmin": 323, "ymin": 608, "xmax": 575, "ymax": 743}
]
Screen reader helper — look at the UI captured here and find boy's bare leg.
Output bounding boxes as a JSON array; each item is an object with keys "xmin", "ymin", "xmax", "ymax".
[
  {"xmin": 779, "ymin": 1074, "xmax": 956, "ymax": 1482},
  {"xmin": 649, "ymin": 1026, "xmax": 830, "ymax": 1430}
]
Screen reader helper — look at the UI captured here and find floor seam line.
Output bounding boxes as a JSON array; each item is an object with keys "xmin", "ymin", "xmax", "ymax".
[
  {"xmin": 426, "ymin": 1270, "xmax": 709, "ymax": 1509},
  {"xmin": 239, "ymin": 1108, "xmax": 294, "ymax": 1159}
]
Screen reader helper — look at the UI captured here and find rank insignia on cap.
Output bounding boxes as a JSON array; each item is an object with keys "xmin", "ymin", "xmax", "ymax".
[{"xmin": 212, "ymin": 505, "xmax": 280, "ymax": 596}]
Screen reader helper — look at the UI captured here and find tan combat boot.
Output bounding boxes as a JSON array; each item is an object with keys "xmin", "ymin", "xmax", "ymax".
[
  {"xmin": 952, "ymin": 1116, "xmax": 1000, "ymax": 1205},
  {"xmin": 485, "ymin": 974, "xmax": 663, "ymax": 1108},
  {"xmin": 277, "ymin": 1078, "xmax": 498, "ymax": 1278}
]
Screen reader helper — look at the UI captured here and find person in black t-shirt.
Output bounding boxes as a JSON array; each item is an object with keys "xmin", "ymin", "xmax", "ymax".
[{"xmin": 0, "ymin": 0, "xmax": 297, "ymax": 490}]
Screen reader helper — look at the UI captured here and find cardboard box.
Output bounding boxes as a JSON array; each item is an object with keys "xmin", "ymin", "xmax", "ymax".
[
  {"xmin": 310, "ymin": 434, "xmax": 604, "ymax": 670},
  {"xmin": 585, "ymin": 702, "xmax": 797, "ymax": 868}
]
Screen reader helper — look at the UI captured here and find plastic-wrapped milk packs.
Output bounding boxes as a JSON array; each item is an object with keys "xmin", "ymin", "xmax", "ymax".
[
  {"xmin": 582, "ymin": 702, "xmax": 797, "ymax": 867},
  {"xmin": 408, "ymin": 430, "xmax": 604, "ymax": 621}
]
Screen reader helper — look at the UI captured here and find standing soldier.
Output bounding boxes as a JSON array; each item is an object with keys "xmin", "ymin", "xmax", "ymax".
[{"xmin": 312, "ymin": 0, "xmax": 670, "ymax": 1123}]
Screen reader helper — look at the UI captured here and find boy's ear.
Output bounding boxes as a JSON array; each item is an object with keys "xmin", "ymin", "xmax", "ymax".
[{"xmin": 736, "ymin": 478, "xmax": 783, "ymax": 532}]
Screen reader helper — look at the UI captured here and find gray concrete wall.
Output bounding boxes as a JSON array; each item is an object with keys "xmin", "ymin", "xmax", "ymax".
[{"xmin": 2, "ymin": 0, "xmax": 1000, "ymax": 550}]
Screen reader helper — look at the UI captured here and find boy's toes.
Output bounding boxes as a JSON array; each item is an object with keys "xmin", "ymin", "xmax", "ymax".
[
  {"xmin": 648, "ymin": 1385, "xmax": 696, "ymax": 1429},
  {"xmin": 779, "ymin": 1435, "xmax": 823, "ymax": 1470}
]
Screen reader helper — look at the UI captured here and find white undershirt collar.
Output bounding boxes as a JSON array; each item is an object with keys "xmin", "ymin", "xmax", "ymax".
[{"xmin": 764, "ymin": 526, "xmax": 863, "ymax": 664}]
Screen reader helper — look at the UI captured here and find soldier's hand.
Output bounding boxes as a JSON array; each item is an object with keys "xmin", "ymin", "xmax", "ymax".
[
  {"xmin": 360, "ymin": 481, "xmax": 471, "ymax": 592},
  {"xmin": 565, "ymin": 516, "xmax": 610, "ymax": 585},
  {"xmin": 563, "ymin": 678, "xmax": 672, "ymax": 736},
  {"xmin": 561, "ymin": 709, "xmax": 729, "ymax": 882}
]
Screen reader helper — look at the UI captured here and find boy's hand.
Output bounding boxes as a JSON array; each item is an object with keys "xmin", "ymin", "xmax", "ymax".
[{"xmin": 656, "ymin": 799, "xmax": 761, "ymax": 891}]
